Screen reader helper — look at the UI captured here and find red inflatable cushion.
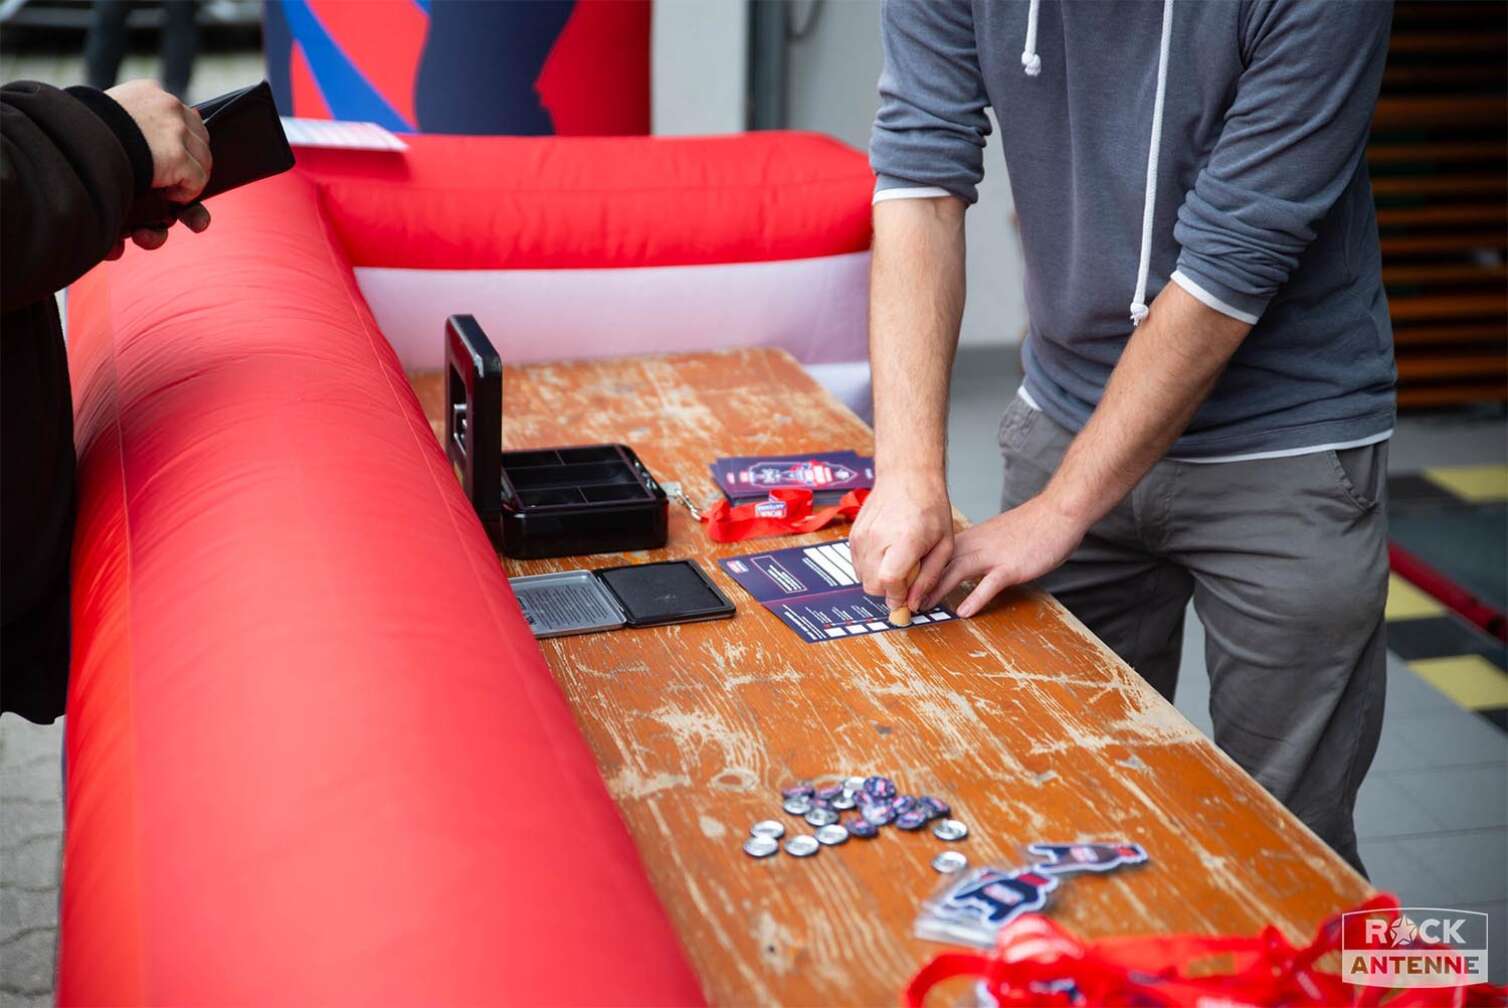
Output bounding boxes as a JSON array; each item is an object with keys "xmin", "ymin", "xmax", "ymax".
[
  {"xmin": 59, "ymin": 170, "xmax": 705, "ymax": 1006},
  {"xmin": 293, "ymin": 130, "xmax": 874, "ymax": 270}
]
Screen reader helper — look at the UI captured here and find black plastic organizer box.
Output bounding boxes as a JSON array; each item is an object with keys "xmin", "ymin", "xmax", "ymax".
[{"xmin": 444, "ymin": 314, "xmax": 669, "ymax": 559}]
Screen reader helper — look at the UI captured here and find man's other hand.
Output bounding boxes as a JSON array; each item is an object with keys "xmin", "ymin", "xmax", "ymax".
[
  {"xmin": 106, "ymin": 79, "xmax": 211, "ymax": 204},
  {"xmin": 929, "ymin": 494, "xmax": 1086, "ymax": 617},
  {"xmin": 104, "ymin": 201, "xmax": 211, "ymax": 259},
  {"xmin": 850, "ymin": 474, "xmax": 954, "ymax": 614}
]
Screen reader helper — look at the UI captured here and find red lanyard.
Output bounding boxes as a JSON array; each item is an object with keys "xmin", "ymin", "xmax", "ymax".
[{"xmin": 699, "ymin": 487, "xmax": 869, "ymax": 543}]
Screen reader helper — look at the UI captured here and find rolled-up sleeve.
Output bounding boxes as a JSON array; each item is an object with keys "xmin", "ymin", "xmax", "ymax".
[
  {"xmin": 1171, "ymin": 0, "xmax": 1391, "ymax": 323},
  {"xmin": 869, "ymin": 0, "xmax": 991, "ymax": 205}
]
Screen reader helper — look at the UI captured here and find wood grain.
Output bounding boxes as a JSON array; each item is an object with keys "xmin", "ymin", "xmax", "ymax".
[{"xmin": 409, "ymin": 348, "xmax": 1371, "ymax": 1006}]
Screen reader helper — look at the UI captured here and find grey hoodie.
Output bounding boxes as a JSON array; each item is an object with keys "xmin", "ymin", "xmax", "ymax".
[{"xmin": 871, "ymin": 0, "xmax": 1396, "ymax": 460}]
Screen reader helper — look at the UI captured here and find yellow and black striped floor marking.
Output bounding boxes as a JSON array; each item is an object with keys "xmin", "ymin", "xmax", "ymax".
[{"xmin": 1386, "ymin": 464, "xmax": 1508, "ymax": 731}]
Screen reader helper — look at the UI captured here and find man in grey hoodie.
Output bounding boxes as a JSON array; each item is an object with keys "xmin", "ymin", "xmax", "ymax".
[{"xmin": 849, "ymin": 0, "xmax": 1394, "ymax": 874}]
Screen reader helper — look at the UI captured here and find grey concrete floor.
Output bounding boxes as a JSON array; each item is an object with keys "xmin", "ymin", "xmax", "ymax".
[
  {"xmin": 0, "ymin": 42, "xmax": 265, "ymax": 106},
  {"xmin": 0, "ymin": 719, "xmax": 61, "ymax": 1008}
]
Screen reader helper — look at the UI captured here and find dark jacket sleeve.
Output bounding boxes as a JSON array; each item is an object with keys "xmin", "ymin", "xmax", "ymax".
[{"xmin": 1, "ymin": 80, "xmax": 153, "ymax": 313}]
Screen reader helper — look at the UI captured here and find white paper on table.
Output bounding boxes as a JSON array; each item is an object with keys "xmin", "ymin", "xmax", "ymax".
[{"xmin": 279, "ymin": 117, "xmax": 408, "ymax": 152}]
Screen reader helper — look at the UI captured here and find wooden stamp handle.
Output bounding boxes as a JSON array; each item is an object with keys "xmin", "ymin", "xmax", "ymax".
[{"xmin": 888, "ymin": 562, "xmax": 922, "ymax": 627}]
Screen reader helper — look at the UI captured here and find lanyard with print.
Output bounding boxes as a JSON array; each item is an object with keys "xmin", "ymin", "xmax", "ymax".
[{"xmin": 699, "ymin": 487, "xmax": 869, "ymax": 543}]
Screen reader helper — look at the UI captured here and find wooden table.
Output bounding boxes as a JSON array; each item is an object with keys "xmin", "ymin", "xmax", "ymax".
[{"xmin": 410, "ymin": 348, "xmax": 1370, "ymax": 1006}]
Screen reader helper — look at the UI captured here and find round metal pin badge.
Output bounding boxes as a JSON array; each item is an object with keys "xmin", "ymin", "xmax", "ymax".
[
  {"xmin": 785, "ymin": 835, "xmax": 820, "ymax": 857},
  {"xmin": 841, "ymin": 814, "xmax": 878, "ymax": 839},
  {"xmin": 815, "ymin": 824, "xmax": 849, "ymax": 846},
  {"xmin": 918, "ymin": 796, "xmax": 951, "ymax": 820},
  {"xmin": 782, "ymin": 795, "xmax": 813, "ymax": 816},
  {"xmin": 744, "ymin": 835, "xmax": 779, "ymax": 858},
  {"xmin": 843, "ymin": 775, "xmax": 866, "ymax": 792},
  {"xmin": 895, "ymin": 809, "xmax": 929, "ymax": 830},
  {"xmin": 933, "ymin": 819, "xmax": 968, "ymax": 841},
  {"xmin": 804, "ymin": 807, "xmax": 839, "ymax": 827},
  {"xmin": 831, "ymin": 792, "xmax": 856, "ymax": 810},
  {"xmin": 751, "ymin": 820, "xmax": 786, "ymax": 840},
  {"xmin": 932, "ymin": 850, "xmax": 968, "ymax": 873}
]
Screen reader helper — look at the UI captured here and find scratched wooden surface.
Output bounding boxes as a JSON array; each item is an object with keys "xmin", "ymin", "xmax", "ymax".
[{"xmin": 409, "ymin": 348, "xmax": 1371, "ymax": 1006}]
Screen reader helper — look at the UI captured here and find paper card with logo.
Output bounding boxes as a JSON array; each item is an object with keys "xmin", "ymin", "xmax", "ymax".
[
  {"xmin": 719, "ymin": 539, "xmax": 954, "ymax": 644},
  {"xmin": 711, "ymin": 451, "xmax": 873, "ymax": 504}
]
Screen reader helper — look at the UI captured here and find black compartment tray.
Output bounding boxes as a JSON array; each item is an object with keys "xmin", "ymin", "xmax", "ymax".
[{"xmin": 444, "ymin": 314, "xmax": 669, "ymax": 559}]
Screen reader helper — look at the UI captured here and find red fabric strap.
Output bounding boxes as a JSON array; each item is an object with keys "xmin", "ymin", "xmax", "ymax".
[
  {"xmin": 903, "ymin": 894, "xmax": 1508, "ymax": 1008},
  {"xmin": 700, "ymin": 487, "xmax": 869, "ymax": 542}
]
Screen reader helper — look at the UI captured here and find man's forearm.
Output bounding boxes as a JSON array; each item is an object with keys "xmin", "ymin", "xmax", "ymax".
[
  {"xmin": 868, "ymin": 197, "xmax": 968, "ymax": 484},
  {"xmin": 1042, "ymin": 281, "xmax": 1252, "ymax": 528},
  {"xmin": 851, "ymin": 196, "xmax": 969, "ymax": 609}
]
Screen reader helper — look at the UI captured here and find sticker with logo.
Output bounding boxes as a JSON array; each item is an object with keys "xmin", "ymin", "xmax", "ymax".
[
  {"xmin": 1026, "ymin": 842, "xmax": 1148, "ymax": 876},
  {"xmin": 915, "ymin": 866, "xmax": 1061, "ymax": 948}
]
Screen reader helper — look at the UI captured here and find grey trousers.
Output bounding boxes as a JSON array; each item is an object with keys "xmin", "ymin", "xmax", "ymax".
[{"xmin": 999, "ymin": 397, "xmax": 1388, "ymax": 874}]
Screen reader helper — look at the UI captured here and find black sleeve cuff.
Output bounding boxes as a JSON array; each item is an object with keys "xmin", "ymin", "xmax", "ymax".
[{"xmin": 65, "ymin": 85, "xmax": 153, "ymax": 196}]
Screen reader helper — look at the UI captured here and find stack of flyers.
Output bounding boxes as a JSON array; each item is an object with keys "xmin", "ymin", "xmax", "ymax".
[{"xmin": 710, "ymin": 451, "xmax": 874, "ymax": 505}]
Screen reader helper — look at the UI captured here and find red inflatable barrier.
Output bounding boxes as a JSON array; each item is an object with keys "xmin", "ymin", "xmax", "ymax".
[
  {"xmin": 59, "ymin": 130, "xmax": 874, "ymax": 1003},
  {"xmin": 290, "ymin": 131, "xmax": 874, "ymax": 271},
  {"xmin": 59, "ymin": 169, "xmax": 706, "ymax": 1004}
]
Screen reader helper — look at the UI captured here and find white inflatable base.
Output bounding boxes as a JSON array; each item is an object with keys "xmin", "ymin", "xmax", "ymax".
[
  {"xmin": 803, "ymin": 361, "xmax": 873, "ymax": 423},
  {"xmin": 354, "ymin": 251, "xmax": 873, "ymax": 415}
]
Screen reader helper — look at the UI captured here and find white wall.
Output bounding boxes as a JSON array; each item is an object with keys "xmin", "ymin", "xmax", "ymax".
[
  {"xmin": 962, "ymin": 111, "xmax": 1028, "ymax": 348},
  {"xmin": 784, "ymin": 0, "xmax": 1026, "ymax": 348},
  {"xmin": 651, "ymin": 0, "xmax": 1027, "ymax": 347},
  {"xmin": 652, "ymin": 0, "xmax": 749, "ymax": 135}
]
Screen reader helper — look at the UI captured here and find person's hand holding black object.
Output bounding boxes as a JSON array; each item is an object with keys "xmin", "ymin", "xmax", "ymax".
[{"xmin": 102, "ymin": 79, "xmax": 212, "ymax": 257}]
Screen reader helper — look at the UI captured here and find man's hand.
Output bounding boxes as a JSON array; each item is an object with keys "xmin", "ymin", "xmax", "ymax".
[
  {"xmin": 928, "ymin": 493, "xmax": 1087, "ymax": 617},
  {"xmin": 104, "ymin": 79, "xmax": 213, "ymax": 254},
  {"xmin": 104, "ymin": 201, "xmax": 209, "ymax": 259},
  {"xmin": 107, "ymin": 79, "xmax": 211, "ymax": 201},
  {"xmin": 851, "ymin": 472, "xmax": 954, "ymax": 613},
  {"xmin": 929, "ymin": 282, "xmax": 1252, "ymax": 619}
]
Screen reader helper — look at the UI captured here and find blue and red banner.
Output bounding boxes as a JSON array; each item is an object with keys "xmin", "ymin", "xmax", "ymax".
[{"xmin": 263, "ymin": 0, "xmax": 650, "ymax": 136}]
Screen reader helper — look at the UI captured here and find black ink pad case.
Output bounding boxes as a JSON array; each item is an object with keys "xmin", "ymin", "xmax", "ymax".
[
  {"xmin": 445, "ymin": 314, "xmax": 670, "ymax": 558},
  {"xmin": 510, "ymin": 560, "xmax": 735, "ymax": 638}
]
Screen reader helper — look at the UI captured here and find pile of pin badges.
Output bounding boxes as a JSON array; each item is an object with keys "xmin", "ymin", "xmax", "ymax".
[{"xmin": 742, "ymin": 775, "xmax": 971, "ymax": 873}]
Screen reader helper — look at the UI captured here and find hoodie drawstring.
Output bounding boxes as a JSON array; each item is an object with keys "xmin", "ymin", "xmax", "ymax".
[
  {"xmin": 1129, "ymin": 0, "xmax": 1174, "ymax": 326},
  {"xmin": 1021, "ymin": 0, "xmax": 1042, "ymax": 76},
  {"xmin": 1021, "ymin": 0, "xmax": 1175, "ymax": 328}
]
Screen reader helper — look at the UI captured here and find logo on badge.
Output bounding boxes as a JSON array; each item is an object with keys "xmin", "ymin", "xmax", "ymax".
[
  {"xmin": 1341, "ymin": 907, "xmax": 1488, "ymax": 988},
  {"xmin": 754, "ymin": 496, "xmax": 789, "ymax": 518}
]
